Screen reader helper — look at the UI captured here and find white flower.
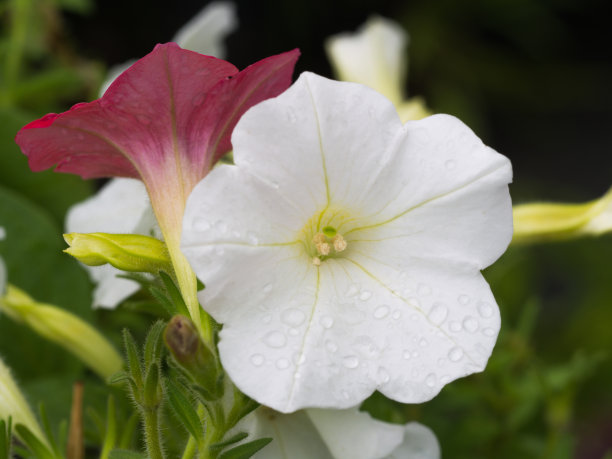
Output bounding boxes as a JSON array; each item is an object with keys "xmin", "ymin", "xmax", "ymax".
[
  {"xmin": 65, "ymin": 179, "xmax": 158, "ymax": 308},
  {"xmin": 326, "ymin": 16, "xmax": 430, "ymax": 122},
  {"xmin": 243, "ymin": 407, "xmax": 440, "ymax": 459},
  {"xmin": 99, "ymin": 1, "xmax": 238, "ymax": 95},
  {"xmin": 67, "ymin": 2, "xmax": 238, "ymax": 308},
  {"xmin": 182, "ymin": 72, "xmax": 513, "ymax": 411}
]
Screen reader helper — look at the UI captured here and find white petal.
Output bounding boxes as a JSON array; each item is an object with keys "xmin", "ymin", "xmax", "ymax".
[
  {"xmin": 385, "ymin": 423, "xmax": 441, "ymax": 459},
  {"xmin": 243, "ymin": 408, "xmax": 333, "ymax": 459},
  {"xmin": 233, "ymin": 72, "xmax": 402, "ymax": 217},
  {"xmin": 326, "ymin": 16, "xmax": 406, "ymax": 105},
  {"xmin": 348, "ymin": 113, "xmax": 513, "ymax": 269},
  {"xmin": 173, "ymin": 1, "xmax": 238, "ymax": 59},
  {"xmin": 66, "ymin": 178, "xmax": 157, "ymax": 308},
  {"xmin": 307, "ymin": 408, "xmax": 404, "ymax": 459}
]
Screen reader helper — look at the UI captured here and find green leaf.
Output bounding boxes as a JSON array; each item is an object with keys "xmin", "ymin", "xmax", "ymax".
[
  {"xmin": 108, "ymin": 450, "xmax": 147, "ymax": 459},
  {"xmin": 122, "ymin": 330, "xmax": 143, "ymax": 389},
  {"xmin": 159, "ymin": 272, "xmax": 190, "ymax": 317},
  {"xmin": 118, "ymin": 413, "xmax": 139, "ymax": 450},
  {"xmin": 143, "ymin": 362, "xmax": 161, "ymax": 408},
  {"xmin": 14, "ymin": 424, "xmax": 56, "ymax": 459},
  {"xmin": 148, "ymin": 285, "xmax": 178, "ymax": 316},
  {"xmin": 143, "ymin": 321, "xmax": 166, "ymax": 367},
  {"xmin": 0, "ymin": 107, "xmax": 92, "ymax": 225},
  {"xmin": 210, "ymin": 432, "xmax": 249, "ymax": 451},
  {"xmin": 0, "ymin": 418, "xmax": 12, "ymax": 459},
  {"xmin": 165, "ymin": 378, "xmax": 204, "ymax": 445},
  {"xmin": 100, "ymin": 395, "xmax": 117, "ymax": 459},
  {"xmin": 38, "ymin": 404, "xmax": 60, "ymax": 457},
  {"xmin": 217, "ymin": 438, "xmax": 273, "ymax": 459}
]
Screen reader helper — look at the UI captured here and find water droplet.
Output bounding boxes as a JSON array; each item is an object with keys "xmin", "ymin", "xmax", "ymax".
[
  {"xmin": 193, "ymin": 218, "xmax": 211, "ymax": 231},
  {"xmin": 341, "ymin": 390, "xmax": 350, "ymax": 400},
  {"xmin": 263, "ymin": 331, "xmax": 286, "ymax": 348},
  {"xmin": 440, "ymin": 375, "xmax": 451, "ymax": 384},
  {"xmin": 263, "ymin": 283, "xmax": 273, "ymax": 293},
  {"xmin": 428, "ymin": 304, "xmax": 448, "ymax": 325},
  {"xmin": 214, "ymin": 220, "xmax": 228, "ymax": 233},
  {"xmin": 444, "ymin": 159, "xmax": 456, "ymax": 170},
  {"xmin": 293, "ymin": 353, "xmax": 306, "ymax": 365},
  {"xmin": 281, "ymin": 308, "xmax": 305, "ymax": 327},
  {"xmin": 262, "ymin": 314, "xmax": 272, "ymax": 324},
  {"xmin": 320, "ymin": 315, "xmax": 334, "ymax": 329},
  {"xmin": 425, "ymin": 373, "xmax": 437, "ymax": 388},
  {"xmin": 412, "ymin": 350, "xmax": 420, "ymax": 358},
  {"xmin": 345, "ymin": 284, "xmax": 359, "ymax": 297},
  {"xmin": 448, "ymin": 347, "xmax": 464, "ymax": 362},
  {"xmin": 359, "ymin": 290, "xmax": 372, "ymax": 301},
  {"xmin": 407, "ymin": 297, "xmax": 421, "ymax": 308},
  {"xmin": 286, "ymin": 108, "xmax": 297, "ymax": 123},
  {"xmin": 247, "ymin": 232, "xmax": 259, "ymax": 245},
  {"xmin": 482, "ymin": 327, "xmax": 496, "ymax": 337},
  {"xmin": 402, "ymin": 350, "xmax": 411, "ymax": 360},
  {"xmin": 463, "ymin": 316, "xmax": 479, "ymax": 333},
  {"xmin": 449, "ymin": 321, "xmax": 462, "ymax": 332},
  {"xmin": 374, "ymin": 305, "xmax": 390, "ymax": 319},
  {"xmin": 250, "ymin": 354, "xmax": 264, "ymax": 366},
  {"xmin": 437, "ymin": 358, "xmax": 446, "ymax": 367},
  {"xmin": 342, "ymin": 355, "xmax": 360, "ymax": 369},
  {"xmin": 410, "ymin": 314, "xmax": 420, "ymax": 322},
  {"xmin": 478, "ymin": 302, "xmax": 494, "ymax": 318},
  {"xmin": 376, "ymin": 367, "xmax": 390, "ymax": 384},
  {"xmin": 417, "ymin": 283, "xmax": 431, "ymax": 296},
  {"xmin": 270, "ymin": 180, "xmax": 280, "ymax": 189},
  {"xmin": 392, "ymin": 310, "xmax": 402, "ymax": 320},
  {"xmin": 276, "ymin": 358, "xmax": 290, "ymax": 369},
  {"xmin": 289, "ymin": 328, "xmax": 299, "ymax": 336},
  {"xmin": 325, "ymin": 339, "xmax": 338, "ymax": 353},
  {"xmin": 458, "ymin": 294, "xmax": 470, "ymax": 305},
  {"xmin": 419, "ymin": 338, "xmax": 428, "ymax": 347},
  {"xmin": 232, "ymin": 230, "xmax": 241, "ymax": 238}
]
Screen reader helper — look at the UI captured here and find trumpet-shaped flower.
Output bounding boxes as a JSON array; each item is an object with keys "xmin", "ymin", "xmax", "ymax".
[
  {"xmin": 244, "ymin": 407, "xmax": 440, "ymax": 459},
  {"xmin": 16, "ymin": 44, "xmax": 299, "ymax": 333},
  {"xmin": 182, "ymin": 73, "xmax": 513, "ymax": 412},
  {"xmin": 326, "ymin": 16, "xmax": 430, "ymax": 122}
]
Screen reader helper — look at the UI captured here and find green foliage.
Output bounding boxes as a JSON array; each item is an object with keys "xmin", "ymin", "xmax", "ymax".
[
  {"xmin": 216, "ymin": 438, "xmax": 273, "ymax": 459},
  {"xmin": 0, "ymin": 418, "xmax": 12, "ymax": 459}
]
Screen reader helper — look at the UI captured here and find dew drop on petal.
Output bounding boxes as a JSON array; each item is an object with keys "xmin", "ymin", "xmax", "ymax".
[
  {"xmin": 281, "ymin": 308, "xmax": 306, "ymax": 326},
  {"xmin": 463, "ymin": 317, "xmax": 479, "ymax": 333},
  {"xmin": 247, "ymin": 232, "xmax": 259, "ymax": 245},
  {"xmin": 458, "ymin": 294, "xmax": 470, "ymax": 305},
  {"xmin": 448, "ymin": 347, "xmax": 464, "ymax": 362},
  {"xmin": 425, "ymin": 373, "xmax": 437, "ymax": 388},
  {"xmin": 412, "ymin": 350, "xmax": 420, "ymax": 358},
  {"xmin": 483, "ymin": 327, "xmax": 496, "ymax": 337},
  {"xmin": 449, "ymin": 321, "xmax": 462, "ymax": 332},
  {"xmin": 342, "ymin": 355, "xmax": 360, "ymax": 369},
  {"xmin": 419, "ymin": 338, "xmax": 428, "ymax": 348},
  {"xmin": 286, "ymin": 107, "xmax": 297, "ymax": 123},
  {"xmin": 359, "ymin": 290, "xmax": 372, "ymax": 301},
  {"xmin": 392, "ymin": 310, "xmax": 402, "ymax": 320},
  {"xmin": 276, "ymin": 358, "xmax": 290, "ymax": 369},
  {"xmin": 376, "ymin": 367, "xmax": 390, "ymax": 384},
  {"xmin": 325, "ymin": 339, "xmax": 338, "ymax": 353},
  {"xmin": 263, "ymin": 331, "xmax": 286, "ymax": 348},
  {"xmin": 261, "ymin": 314, "xmax": 272, "ymax": 324},
  {"xmin": 373, "ymin": 305, "xmax": 390, "ymax": 319},
  {"xmin": 250, "ymin": 354, "xmax": 264, "ymax": 367},
  {"xmin": 478, "ymin": 302, "xmax": 494, "ymax": 318},
  {"xmin": 293, "ymin": 353, "xmax": 306, "ymax": 365},
  {"xmin": 341, "ymin": 390, "xmax": 350, "ymax": 400},
  {"xmin": 320, "ymin": 315, "xmax": 334, "ymax": 329},
  {"xmin": 193, "ymin": 218, "xmax": 211, "ymax": 231},
  {"xmin": 345, "ymin": 284, "xmax": 359, "ymax": 297},
  {"xmin": 263, "ymin": 283, "xmax": 273, "ymax": 293},
  {"xmin": 444, "ymin": 159, "xmax": 456, "ymax": 170},
  {"xmin": 288, "ymin": 328, "xmax": 299, "ymax": 336},
  {"xmin": 417, "ymin": 283, "xmax": 431, "ymax": 296},
  {"xmin": 428, "ymin": 304, "xmax": 448, "ymax": 325},
  {"xmin": 402, "ymin": 350, "xmax": 412, "ymax": 360}
]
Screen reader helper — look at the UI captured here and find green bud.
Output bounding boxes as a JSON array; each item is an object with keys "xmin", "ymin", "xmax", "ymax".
[
  {"xmin": 0, "ymin": 285, "xmax": 123, "ymax": 380},
  {"xmin": 63, "ymin": 233, "xmax": 172, "ymax": 274},
  {"xmin": 0, "ymin": 357, "xmax": 48, "ymax": 448},
  {"xmin": 512, "ymin": 187, "xmax": 612, "ymax": 244},
  {"xmin": 164, "ymin": 316, "xmax": 221, "ymax": 399}
]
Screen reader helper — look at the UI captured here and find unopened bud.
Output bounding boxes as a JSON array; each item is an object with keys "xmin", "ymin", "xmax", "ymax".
[{"xmin": 63, "ymin": 232, "xmax": 171, "ymax": 274}]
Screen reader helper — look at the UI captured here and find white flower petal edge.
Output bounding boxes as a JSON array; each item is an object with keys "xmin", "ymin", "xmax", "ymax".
[
  {"xmin": 182, "ymin": 72, "xmax": 513, "ymax": 412},
  {"xmin": 326, "ymin": 16, "xmax": 406, "ymax": 107},
  {"xmin": 65, "ymin": 178, "xmax": 158, "ymax": 308},
  {"xmin": 241, "ymin": 406, "xmax": 439, "ymax": 459}
]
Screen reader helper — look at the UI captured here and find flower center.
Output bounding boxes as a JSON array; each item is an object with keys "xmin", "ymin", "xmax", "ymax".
[{"xmin": 299, "ymin": 208, "xmax": 353, "ymax": 265}]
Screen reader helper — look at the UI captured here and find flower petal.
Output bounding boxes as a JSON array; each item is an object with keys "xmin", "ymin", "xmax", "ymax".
[
  {"xmin": 307, "ymin": 408, "xmax": 404, "ymax": 459},
  {"xmin": 232, "ymin": 72, "xmax": 401, "ymax": 216},
  {"xmin": 326, "ymin": 16, "xmax": 406, "ymax": 105},
  {"xmin": 385, "ymin": 422, "xmax": 441, "ymax": 459}
]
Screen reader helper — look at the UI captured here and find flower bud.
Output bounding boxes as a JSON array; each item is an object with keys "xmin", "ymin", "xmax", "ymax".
[
  {"xmin": 513, "ymin": 187, "xmax": 612, "ymax": 244},
  {"xmin": 164, "ymin": 315, "xmax": 221, "ymax": 399},
  {"xmin": 0, "ymin": 357, "xmax": 48, "ymax": 447},
  {"xmin": 0, "ymin": 285, "xmax": 123, "ymax": 380},
  {"xmin": 63, "ymin": 232, "xmax": 172, "ymax": 274}
]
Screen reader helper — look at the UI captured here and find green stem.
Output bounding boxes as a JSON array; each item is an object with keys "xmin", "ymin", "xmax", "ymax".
[
  {"xmin": 143, "ymin": 408, "xmax": 165, "ymax": 459},
  {"xmin": 180, "ymin": 437, "xmax": 197, "ymax": 459}
]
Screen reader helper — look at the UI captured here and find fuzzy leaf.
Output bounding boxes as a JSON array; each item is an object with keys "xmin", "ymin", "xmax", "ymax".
[
  {"xmin": 165, "ymin": 378, "xmax": 204, "ymax": 444},
  {"xmin": 217, "ymin": 438, "xmax": 273, "ymax": 459}
]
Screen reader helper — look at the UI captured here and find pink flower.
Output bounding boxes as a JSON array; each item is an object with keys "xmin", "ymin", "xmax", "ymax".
[{"xmin": 16, "ymin": 43, "xmax": 299, "ymax": 335}]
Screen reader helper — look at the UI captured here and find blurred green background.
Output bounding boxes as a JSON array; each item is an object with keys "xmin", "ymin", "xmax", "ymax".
[{"xmin": 1, "ymin": 0, "xmax": 611, "ymax": 457}]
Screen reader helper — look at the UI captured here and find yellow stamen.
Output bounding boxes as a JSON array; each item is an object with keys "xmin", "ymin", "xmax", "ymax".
[
  {"xmin": 332, "ymin": 234, "xmax": 347, "ymax": 252},
  {"xmin": 312, "ymin": 256, "xmax": 321, "ymax": 266}
]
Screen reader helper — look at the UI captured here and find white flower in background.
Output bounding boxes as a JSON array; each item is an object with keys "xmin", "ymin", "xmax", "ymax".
[
  {"xmin": 68, "ymin": 2, "xmax": 237, "ymax": 308},
  {"xmin": 182, "ymin": 72, "xmax": 513, "ymax": 411},
  {"xmin": 99, "ymin": 2, "xmax": 238, "ymax": 95},
  {"xmin": 326, "ymin": 16, "xmax": 430, "ymax": 122},
  {"xmin": 244, "ymin": 407, "xmax": 440, "ymax": 459}
]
